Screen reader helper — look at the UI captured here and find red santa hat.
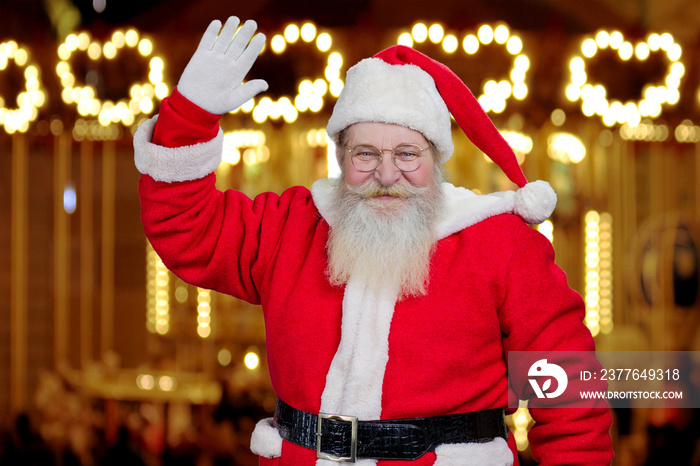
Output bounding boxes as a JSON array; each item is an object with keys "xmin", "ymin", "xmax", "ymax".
[{"xmin": 326, "ymin": 45, "xmax": 557, "ymax": 224}]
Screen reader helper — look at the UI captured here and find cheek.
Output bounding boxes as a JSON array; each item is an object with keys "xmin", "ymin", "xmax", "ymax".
[
  {"xmin": 343, "ymin": 163, "xmax": 372, "ymax": 186},
  {"xmin": 404, "ymin": 162, "xmax": 435, "ymax": 187}
]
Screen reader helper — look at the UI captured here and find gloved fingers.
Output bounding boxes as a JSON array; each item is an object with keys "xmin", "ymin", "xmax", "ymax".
[
  {"xmin": 240, "ymin": 79, "xmax": 269, "ymax": 96},
  {"xmin": 213, "ymin": 16, "xmax": 241, "ymax": 54},
  {"xmin": 226, "ymin": 19, "xmax": 258, "ymax": 59},
  {"xmin": 197, "ymin": 19, "xmax": 224, "ymax": 52},
  {"xmin": 234, "ymin": 32, "xmax": 266, "ymax": 73},
  {"xmin": 228, "ymin": 79, "xmax": 269, "ymax": 107}
]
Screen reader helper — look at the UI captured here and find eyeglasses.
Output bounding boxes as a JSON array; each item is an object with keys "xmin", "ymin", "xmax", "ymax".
[{"xmin": 346, "ymin": 144, "xmax": 430, "ymax": 173}]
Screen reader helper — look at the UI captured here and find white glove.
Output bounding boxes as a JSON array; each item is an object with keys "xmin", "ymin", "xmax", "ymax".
[{"xmin": 177, "ymin": 17, "xmax": 268, "ymax": 115}]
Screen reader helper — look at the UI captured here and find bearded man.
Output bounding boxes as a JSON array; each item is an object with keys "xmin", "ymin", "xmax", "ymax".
[{"xmin": 135, "ymin": 17, "xmax": 613, "ymax": 466}]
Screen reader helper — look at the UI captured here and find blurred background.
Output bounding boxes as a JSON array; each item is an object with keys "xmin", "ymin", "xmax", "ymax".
[{"xmin": 1, "ymin": 0, "xmax": 699, "ymax": 464}]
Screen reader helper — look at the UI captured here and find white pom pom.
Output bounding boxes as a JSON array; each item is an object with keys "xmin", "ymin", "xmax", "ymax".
[{"xmin": 514, "ymin": 180, "xmax": 557, "ymax": 224}]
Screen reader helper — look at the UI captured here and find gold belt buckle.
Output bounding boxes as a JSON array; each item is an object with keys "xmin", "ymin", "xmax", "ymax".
[{"xmin": 316, "ymin": 412, "xmax": 358, "ymax": 463}]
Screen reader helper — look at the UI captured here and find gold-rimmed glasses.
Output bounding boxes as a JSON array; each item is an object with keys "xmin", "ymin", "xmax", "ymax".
[{"xmin": 346, "ymin": 144, "xmax": 430, "ymax": 172}]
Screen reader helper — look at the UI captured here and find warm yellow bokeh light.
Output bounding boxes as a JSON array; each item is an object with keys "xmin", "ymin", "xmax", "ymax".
[
  {"xmin": 244, "ymin": 351, "xmax": 260, "ymax": 370},
  {"xmin": 56, "ymin": 29, "xmax": 166, "ymax": 129},
  {"xmin": 568, "ymin": 29, "xmax": 684, "ymax": 126},
  {"xmin": 0, "ymin": 41, "xmax": 46, "ymax": 134}
]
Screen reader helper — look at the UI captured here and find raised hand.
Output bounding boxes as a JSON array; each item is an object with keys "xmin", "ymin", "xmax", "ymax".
[{"xmin": 177, "ymin": 17, "xmax": 268, "ymax": 115}]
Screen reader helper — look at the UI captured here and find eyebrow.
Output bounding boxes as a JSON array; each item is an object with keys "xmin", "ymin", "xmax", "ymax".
[{"xmin": 350, "ymin": 142, "xmax": 422, "ymax": 147}]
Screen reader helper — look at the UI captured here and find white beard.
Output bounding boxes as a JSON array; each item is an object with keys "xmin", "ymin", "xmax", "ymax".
[{"xmin": 326, "ymin": 175, "xmax": 444, "ymax": 299}]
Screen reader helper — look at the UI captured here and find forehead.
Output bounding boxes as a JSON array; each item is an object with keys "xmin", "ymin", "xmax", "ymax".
[{"xmin": 346, "ymin": 122, "xmax": 429, "ymax": 145}]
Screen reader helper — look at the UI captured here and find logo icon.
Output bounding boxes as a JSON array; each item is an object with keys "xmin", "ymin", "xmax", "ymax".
[{"xmin": 528, "ymin": 359, "xmax": 568, "ymax": 399}]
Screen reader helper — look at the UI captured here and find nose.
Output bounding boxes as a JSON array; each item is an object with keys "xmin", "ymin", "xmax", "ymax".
[{"xmin": 373, "ymin": 151, "xmax": 402, "ymax": 186}]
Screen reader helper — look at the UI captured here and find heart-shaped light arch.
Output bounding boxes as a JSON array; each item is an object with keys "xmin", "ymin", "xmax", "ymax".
[
  {"xmin": 396, "ymin": 22, "xmax": 530, "ymax": 114},
  {"xmin": 394, "ymin": 22, "xmax": 533, "ymax": 168},
  {"xmin": 0, "ymin": 40, "xmax": 47, "ymax": 134},
  {"xmin": 566, "ymin": 30, "xmax": 685, "ymax": 127},
  {"xmin": 229, "ymin": 22, "xmax": 343, "ymax": 125},
  {"xmin": 56, "ymin": 28, "xmax": 169, "ymax": 127}
]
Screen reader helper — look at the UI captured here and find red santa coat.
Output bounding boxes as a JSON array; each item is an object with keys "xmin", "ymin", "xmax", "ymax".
[{"xmin": 135, "ymin": 91, "xmax": 613, "ymax": 466}]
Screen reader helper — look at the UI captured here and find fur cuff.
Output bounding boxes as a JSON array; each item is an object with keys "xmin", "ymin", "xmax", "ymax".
[
  {"xmin": 250, "ymin": 417, "xmax": 283, "ymax": 459},
  {"xmin": 434, "ymin": 438, "xmax": 513, "ymax": 466},
  {"xmin": 133, "ymin": 116, "xmax": 224, "ymax": 182}
]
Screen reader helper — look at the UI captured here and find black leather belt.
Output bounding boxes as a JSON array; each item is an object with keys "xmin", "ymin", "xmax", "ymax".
[{"xmin": 273, "ymin": 399, "xmax": 508, "ymax": 463}]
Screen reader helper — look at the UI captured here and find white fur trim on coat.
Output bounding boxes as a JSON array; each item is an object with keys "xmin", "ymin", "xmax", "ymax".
[
  {"xmin": 436, "ymin": 183, "xmax": 516, "ymax": 238},
  {"xmin": 326, "ymin": 57, "xmax": 454, "ymax": 162},
  {"xmin": 434, "ymin": 438, "xmax": 513, "ymax": 466},
  {"xmin": 133, "ymin": 116, "xmax": 224, "ymax": 183},
  {"xmin": 318, "ymin": 278, "xmax": 400, "ymax": 420},
  {"xmin": 250, "ymin": 417, "xmax": 283, "ymax": 459},
  {"xmin": 315, "ymin": 278, "xmax": 401, "ymax": 466}
]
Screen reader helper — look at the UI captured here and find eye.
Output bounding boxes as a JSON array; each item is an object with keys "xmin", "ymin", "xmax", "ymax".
[
  {"xmin": 394, "ymin": 145, "xmax": 419, "ymax": 159},
  {"xmin": 351, "ymin": 146, "xmax": 380, "ymax": 159}
]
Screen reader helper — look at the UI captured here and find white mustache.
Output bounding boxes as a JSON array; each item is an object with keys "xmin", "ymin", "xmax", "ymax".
[{"xmin": 346, "ymin": 179, "xmax": 427, "ymax": 200}]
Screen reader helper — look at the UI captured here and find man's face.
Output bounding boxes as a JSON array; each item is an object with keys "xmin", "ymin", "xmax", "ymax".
[
  {"xmin": 328, "ymin": 121, "xmax": 444, "ymax": 297},
  {"xmin": 341, "ymin": 122, "xmax": 436, "ymax": 191}
]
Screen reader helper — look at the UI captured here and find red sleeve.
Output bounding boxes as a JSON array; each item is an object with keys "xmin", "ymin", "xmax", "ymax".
[
  {"xmin": 152, "ymin": 87, "xmax": 221, "ymax": 148},
  {"xmin": 500, "ymin": 225, "xmax": 614, "ymax": 466},
  {"xmin": 140, "ymin": 174, "xmax": 315, "ymax": 304},
  {"xmin": 140, "ymin": 87, "xmax": 264, "ymax": 301}
]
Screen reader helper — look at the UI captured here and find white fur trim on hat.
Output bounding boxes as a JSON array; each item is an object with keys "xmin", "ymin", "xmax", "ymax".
[
  {"xmin": 326, "ymin": 58, "xmax": 454, "ymax": 161},
  {"xmin": 133, "ymin": 115, "xmax": 224, "ymax": 182},
  {"xmin": 250, "ymin": 417, "xmax": 283, "ymax": 459}
]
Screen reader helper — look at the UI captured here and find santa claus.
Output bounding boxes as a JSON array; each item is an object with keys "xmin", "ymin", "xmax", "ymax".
[{"xmin": 134, "ymin": 17, "xmax": 613, "ymax": 466}]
